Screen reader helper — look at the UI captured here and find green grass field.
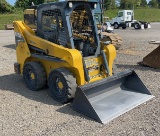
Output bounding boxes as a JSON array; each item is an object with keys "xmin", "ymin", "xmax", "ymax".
[
  {"xmin": 0, "ymin": 10, "xmax": 23, "ymax": 30},
  {"xmin": 0, "ymin": 8, "xmax": 160, "ymax": 30},
  {"xmin": 105, "ymin": 8, "xmax": 160, "ymax": 22}
]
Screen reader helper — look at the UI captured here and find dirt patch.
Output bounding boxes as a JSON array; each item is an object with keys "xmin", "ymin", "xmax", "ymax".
[{"xmin": 141, "ymin": 45, "xmax": 160, "ymax": 68}]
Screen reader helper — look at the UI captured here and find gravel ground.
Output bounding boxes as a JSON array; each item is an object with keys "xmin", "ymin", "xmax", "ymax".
[{"xmin": 0, "ymin": 23, "xmax": 160, "ymax": 136}]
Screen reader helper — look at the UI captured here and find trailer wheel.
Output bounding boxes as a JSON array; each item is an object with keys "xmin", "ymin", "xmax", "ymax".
[
  {"xmin": 134, "ymin": 23, "xmax": 141, "ymax": 29},
  {"xmin": 23, "ymin": 62, "xmax": 47, "ymax": 91},
  {"xmin": 48, "ymin": 68, "xmax": 77, "ymax": 103},
  {"xmin": 114, "ymin": 23, "xmax": 119, "ymax": 29},
  {"xmin": 144, "ymin": 23, "xmax": 148, "ymax": 29}
]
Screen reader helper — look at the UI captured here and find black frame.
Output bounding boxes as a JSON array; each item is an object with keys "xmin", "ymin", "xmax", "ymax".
[{"xmin": 36, "ymin": 1, "xmax": 100, "ymax": 55}]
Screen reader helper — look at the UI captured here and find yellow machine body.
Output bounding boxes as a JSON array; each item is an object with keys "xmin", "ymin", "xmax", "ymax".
[{"xmin": 14, "ymin": 21, "xmax": 116, "ymax": 86}]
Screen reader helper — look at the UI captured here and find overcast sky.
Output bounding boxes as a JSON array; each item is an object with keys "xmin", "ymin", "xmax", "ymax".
[{"xmin": 7, "ymin": 0, "xmax": 151, "ymax": 6}]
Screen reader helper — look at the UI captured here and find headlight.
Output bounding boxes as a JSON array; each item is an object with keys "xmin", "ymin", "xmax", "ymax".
[
  {"xmin": 69, "ymin": 2, "xmax": 73, "ymax": 8},
  {"xmin": 94, "ymin": 3, "xmax": 97, "ymax": 9}
]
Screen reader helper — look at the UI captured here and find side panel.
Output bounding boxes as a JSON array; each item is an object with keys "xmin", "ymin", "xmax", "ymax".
[{"xmin": 28, "ymin": 57, "xmax": 75, "ymax": 78}]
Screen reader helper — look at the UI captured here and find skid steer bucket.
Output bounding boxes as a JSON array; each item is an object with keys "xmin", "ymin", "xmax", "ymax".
[
  {"xmin": 73, "ymin": 70, "xmax": 154, "ymax": 124},
  {"xmin": 140, "ymin": 45, "xmax": 160, "ymax": 69}
]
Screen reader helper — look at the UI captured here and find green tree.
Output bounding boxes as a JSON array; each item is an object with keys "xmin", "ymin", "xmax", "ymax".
[
  {"xmin": 0, "ymin": 0, "xmax": 13, "ymax": 13},
  {"xmin": 120, "ymin": 0, "xmax": 133, "ymax": 9},
  {"xmin": 104, "ymin": 0, "xmax": 116, "ymax": 10},
  {"xmin": 31, "ymin": 0, "xmax": 57, "ymax": 5},
  {"xmin": 120, "ymin": 0, "xmax": 142, "ymax": 9},
  {"xmin": 148, "ymin": 0, "xmax": 158, "ymax": 8},
  {"xmin": 15, "ymin": 0, "xmax": 30, "ymax": 9},
  {"xmin": 141, "ymin": 0, "xmax": 147, "ymax": 7},
  {"xmin": 14, "ymin": 0, "xmax": 57, "ymax": 9},
  {"xmin": 45, "ymin": 0, "xmax": 58, "ymax": 2},
  {"xmin": 31, "ymin": 0, "xmax": 45, "ymax": 5}
]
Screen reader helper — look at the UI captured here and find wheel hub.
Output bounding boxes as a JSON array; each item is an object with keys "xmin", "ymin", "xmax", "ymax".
[
  {"xmin": 56, "ymin": 78, "xmax": 64, "ymax": 93},
  {"xmin": 58, "ymin": 81, "xmax": 63, "ymax": 89},
  {"xmin": 30, "ymin": 72, "xmax": 35, "ymax": 80}
]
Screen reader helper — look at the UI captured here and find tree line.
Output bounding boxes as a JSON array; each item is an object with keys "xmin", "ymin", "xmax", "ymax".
[
  {"xmin": 0, "ymin": 0, "xmax": 160, "ymax": 13},
  {"xmin": 0, "ymin": 0, "xmax": 57, "ymax": 13},
  {"xmin": 14, "ymin": 0, "xmax": 57, "ymax": 9},
  {"xmin": 105, "ymin": 0, "xmax": 160, "ymax": 9}
]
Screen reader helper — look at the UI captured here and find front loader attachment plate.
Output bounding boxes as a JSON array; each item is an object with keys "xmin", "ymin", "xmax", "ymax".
[{"xmin": 72, "ymin": 70, "xmax": 154, "ymax": 124}]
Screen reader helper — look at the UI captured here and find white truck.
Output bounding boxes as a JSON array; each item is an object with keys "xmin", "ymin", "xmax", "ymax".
[{"xmin": 110, "ymin": 10, "xmax": 151, "ymax": 29}]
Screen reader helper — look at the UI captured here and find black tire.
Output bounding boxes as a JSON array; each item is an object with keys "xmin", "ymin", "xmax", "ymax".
[
  {"xmin": 48, "ymin": 68, "xmax": 77, "ymax": 104},
  {"xmin": 122, "ymin": 26, "xmax": 126, "ymax": 29},
  {"xmin": 144, "ymin": 23, "xmax": 148, "ymax": 29},
  {"xmin": 134, "ymin": 23, "xmax": 141, "ymax": 29},
  {"xmin": 23, "ymin": 61, "xmax": 46, "ymax": 91},
  {"xmin": 114, "ymin": 23, "xmax": 119, "ymax": 29}
]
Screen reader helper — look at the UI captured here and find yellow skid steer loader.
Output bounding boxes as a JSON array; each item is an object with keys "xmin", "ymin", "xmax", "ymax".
[{"xmin": 14, "ymin": 1, "xmax": 153, "ymax": 124}]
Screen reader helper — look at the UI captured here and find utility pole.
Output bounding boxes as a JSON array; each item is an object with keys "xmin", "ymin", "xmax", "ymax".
[
  {"xmin": 133, "ymin": 3, "xmax": 134, "ymax": 20},
  {"xmin": 0, "ymin": 0, "xmax": 2, "ymax": 12}
]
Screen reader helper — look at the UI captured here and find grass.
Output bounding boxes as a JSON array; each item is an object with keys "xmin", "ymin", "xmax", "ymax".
[
  {"xmin": 105, "ymin": 8, "xmax": 160, "ymax": 22},
  {"xmin": 0, "ymin": 10, "xmax": 23, "ymax": 30},
  {"xmin": 0, "ymin": 8, "xmax": 160, "ymax": 30}
]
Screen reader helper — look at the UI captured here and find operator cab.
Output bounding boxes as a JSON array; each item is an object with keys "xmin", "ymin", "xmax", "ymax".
[{"xmin": 36, "ymin": 1, "xmax": 100, "ymax": 57}]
